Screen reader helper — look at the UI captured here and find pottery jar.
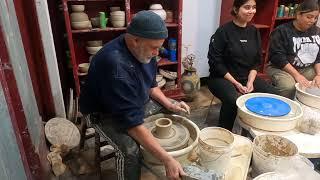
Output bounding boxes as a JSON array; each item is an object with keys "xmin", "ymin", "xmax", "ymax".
[
  {"xmin": 149, "ymin": 4, "xmax": 166, "ymax": 20},
  {"xmin": 181, "ymin": 67, "xmax": 200, "ymax": 100}
]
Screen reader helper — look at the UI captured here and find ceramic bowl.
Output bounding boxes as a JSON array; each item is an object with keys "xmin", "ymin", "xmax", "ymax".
[
  {"xmin": 71, "ymin": 5, "xmax": 85, "ymax": 12},
  {"xmin": 165, "ymin": 10, "xmax": 174, "ymax": 23},
  {"xmin": 110, "ymin": 6, "xmax": 121, "ymax": 12},
  {"xmin": 159, "ymin": 69, "xmax": 177, "ymax": 80},
  {"xmin": 156, "ymin": 74, "xmax": 163, "ymax": 83},
  {"xmin": 110, "ymin": 11, "xmax": 125, "ymax": 16},
  {"xmin": 149, "ymin": 4, "xmax": 163, "ymax": 10},
  {"xmin": 86, "ymin": 46, "xmax": 102, "ymax": 55},
  {"xmin": 78, "ymin": 63, "xmax": 90, "ymax": 73},
  {"xmin": 71, "ymin": 21, "xmax": 91, "ymax": 30},
  {"xmin": 87, "ymin": 40, "xmax": 103, "ymax": 47},
  {"xmin": 111, "ymin": 15, "xmax": 125, "ymax": 21},
  {"xmin": 90, "ymin": 17, "xmax": 100, "ymax": 27},
  {"xmin": 149, "ymin": 9, "xmax": 166, "ymax": 20},
  {"xmin": 70, "ymin": 12, "xmax": 89, "ymax": 22},
  {"xmin": 111, "ymin": 20, "xmax": 125, "ymax": 28},
  {"xmin": 157, "ymin": 78, "xmax": 166, "ymax": 88}
]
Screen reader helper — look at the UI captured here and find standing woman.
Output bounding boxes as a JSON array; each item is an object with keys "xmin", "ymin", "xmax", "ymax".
[
  {"xmin": 207, "ymin": 0, "xmax": 278, "ymax": 131},
  {"xmin": 267, "ymin": 0, "xmax": 320, "ymax": 100}
]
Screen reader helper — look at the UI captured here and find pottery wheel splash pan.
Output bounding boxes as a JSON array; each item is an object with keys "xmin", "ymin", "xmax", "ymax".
[
  {"xmin": 245, "ymin": 97, "xmax": 291, "ymax": 117},
  {"xmin": 295, "ymin": 83, "xmax": 320, "ymax": 109},
  {"xmin": 236, "ymin": 93, "xmax": 303, "ymax": 132}
]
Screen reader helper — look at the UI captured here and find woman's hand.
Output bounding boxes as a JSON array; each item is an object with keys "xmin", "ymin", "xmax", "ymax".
[
  {"xmin": 246, "ymin": 81, "xmax": 254, "ymax": 93},
  {"xmin": 168, "ymin": 101, "xmax": 190, "ymax": 114},
  {"xmin": 312, "ymin": 75, "xmax": 320, "ymax": 88},
  {"xmin": 294, "ymin": 74, "xmax": 311, "ymax": 88},
  {"xmin": 234, "ymin": 82, "xmax": 248, "ymax": 94}
]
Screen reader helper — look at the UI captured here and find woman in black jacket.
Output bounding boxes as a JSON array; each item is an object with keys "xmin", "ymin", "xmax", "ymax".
[{"xmin": 207, "ymin": 0, "xmax": 278, "ymax": 130}]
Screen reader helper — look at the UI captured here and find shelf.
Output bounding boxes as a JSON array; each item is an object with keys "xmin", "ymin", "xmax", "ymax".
[
  {"xmin": 166, "ymin": 23, "xmax": 178, "ymax": 27},
  {"xmin": 253, "ymin": 24, "xmax": 270, "ymax": 29},
  {"xmin": 275, "ymin": 17, "xmax": 295, "ymax": 21},
  {"xmin": 71, "ymin": 23, "xmax": 176, "ymax": 33},
  {"xmin": 67, "ymin": 0, "xmax": 118, "ymax": 2},
  {"xmin": 72, "ymin": 27, "xmax": 126, "ymax": 33},
  {"xmin": 157, "ymin": 58, "xmax": 178, "ymax": 66}
]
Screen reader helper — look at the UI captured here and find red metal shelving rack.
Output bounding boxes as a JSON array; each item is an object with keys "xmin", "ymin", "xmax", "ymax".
[{"xmin": 63, "ymin": 0, "xmax": 184, "ymax": 99}]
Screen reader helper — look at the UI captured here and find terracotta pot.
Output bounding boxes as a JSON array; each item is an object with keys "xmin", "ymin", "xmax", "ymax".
[{"xmin": 181, "ymin": 68, "xmax": 200, "ymax": 100}]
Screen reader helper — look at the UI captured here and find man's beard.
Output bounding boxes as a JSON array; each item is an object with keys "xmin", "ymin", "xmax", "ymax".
[
  {"xmin": 135, "ymin": 46, "xmax": 152, "ymax": 64},
  {"xmin": 137, "ymin": 57, "xmax": 152, "ymax": 64}
]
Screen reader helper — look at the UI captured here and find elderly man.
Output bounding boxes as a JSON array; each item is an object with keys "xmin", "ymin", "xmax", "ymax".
[{"xmin": 80, "ymin": 11, "xmax": 189, "ymax": 180}]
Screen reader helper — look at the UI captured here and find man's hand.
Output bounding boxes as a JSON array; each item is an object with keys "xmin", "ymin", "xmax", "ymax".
[
  {"xmin": 234, "ymin": 82, "xmax": 248, "ymax": 94},
  {"xmin": 246, "ymin": 81, "xmax": 254, "ymax": 93},
  {"xmin": 312, "ymin": 75, "xmax": 320, "ymax": 88},
  {"xmin": 169, "ymin": 101, "xmax": 190, "ymax": 114},
  {"xmin": 294, "ymin": 74, "xmax": 311, "ymax": 88},
  {"xmin": 163, "ymin": 157, "xmax": 186, "ymax": 180}
]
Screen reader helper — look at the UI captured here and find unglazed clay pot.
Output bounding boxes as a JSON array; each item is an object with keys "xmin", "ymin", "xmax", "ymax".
[
  {"xmin": 70, "ymin": 12, "xmax": 89, "ymax": 22},
  {"xmin": 149, "ymin": 4, "xmax": 166, "ymax": 20},
  {"xmin": 142, "ymin": 114, "xmax": 200, "ymax": 165}
]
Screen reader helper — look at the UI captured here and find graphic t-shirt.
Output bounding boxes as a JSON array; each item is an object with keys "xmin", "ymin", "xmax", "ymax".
[{"xmin": 269, "ymin": 21, "xmax": 320, "ymax": 69}]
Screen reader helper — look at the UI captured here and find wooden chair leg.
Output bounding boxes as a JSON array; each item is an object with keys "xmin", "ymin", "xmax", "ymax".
[
  {"xmin": 205, "ymin": 97, "xmax": 215, "ymax": 124},
  {"xmin": 79, "ymin": 117, "xmax": 87, "ymax": 149},
  {"xmin": 95, "ymin": 132, "xmax": 102, "ymax": 179}
]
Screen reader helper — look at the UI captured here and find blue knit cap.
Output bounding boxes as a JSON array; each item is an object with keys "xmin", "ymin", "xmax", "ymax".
[{"xmin": 127, "ymin": 10, "xmax": 168, "ymax": 39}]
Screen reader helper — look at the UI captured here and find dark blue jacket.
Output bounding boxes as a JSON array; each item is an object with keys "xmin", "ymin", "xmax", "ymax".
[{"xmin": 80, "ymin": 35, "xmax": 157, "ymax": 130}]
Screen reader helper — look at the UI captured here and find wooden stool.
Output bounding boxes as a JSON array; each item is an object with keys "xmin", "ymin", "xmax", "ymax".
[{"xmin": 79, "ymin": 116, "xmax": 117, "ymax": 179}]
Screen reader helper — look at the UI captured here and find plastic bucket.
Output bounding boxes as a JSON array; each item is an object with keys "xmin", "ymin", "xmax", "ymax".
[
  {"xmin": 252, "ymin": 135, "xmax": 298, "ymax": 175},
  {"xmin": 198, "ymin": 127, "xmax": 234, "ymax": 175}
]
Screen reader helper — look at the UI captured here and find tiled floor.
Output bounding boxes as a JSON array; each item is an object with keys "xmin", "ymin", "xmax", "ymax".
[{"xmin": 49, "ymin": 86, "xmax": 222, "ymax": 180}]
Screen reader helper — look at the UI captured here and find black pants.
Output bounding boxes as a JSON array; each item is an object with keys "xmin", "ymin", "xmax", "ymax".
[
  {"xmin": 88, "ymin": 99, "xmax": 171, "ymax": 180},
  {"xmin": 208, "ymin": 77, "xmax": 278, "ymax": 131}
]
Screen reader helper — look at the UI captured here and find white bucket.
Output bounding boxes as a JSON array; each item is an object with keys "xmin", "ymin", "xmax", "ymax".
[
  {"xmin": 253, "ymin": 172, "xmax": 285, "ymax": 180},
  {"xmin": 252, "ymin": 135, "xmax": 298, "ymax": 175},
  {"xmin": 198, "ymin": 127, "xmax": 234, "ymax": 175}
]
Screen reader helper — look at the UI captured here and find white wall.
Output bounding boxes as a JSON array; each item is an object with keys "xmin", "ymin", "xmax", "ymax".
[{"xmin": 182, "ymin": 0, "xmax": 222, "ymax": 77}]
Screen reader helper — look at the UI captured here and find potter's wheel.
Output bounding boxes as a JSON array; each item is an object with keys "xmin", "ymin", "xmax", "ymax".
[
  {"xmin": 296, "ymin": 83, "xmax": 320, "ymax": 109},
  {"xmin": 236, "ymin": 93, "xmax": 302, "ymax": 132},
  {"xmin": 144, "ymin": 118, "xmax": 190, "ymax": 151}
]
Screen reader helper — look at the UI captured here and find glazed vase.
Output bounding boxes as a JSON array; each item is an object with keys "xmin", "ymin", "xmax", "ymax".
[{"xmin": 181, "ymin": 67, "xmax": 200, "ymax": 101}]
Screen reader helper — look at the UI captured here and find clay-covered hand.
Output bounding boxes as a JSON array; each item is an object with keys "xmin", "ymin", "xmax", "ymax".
[
  {"xmin": 246, "ymin": 81, "xmax": 254, "ymax": 93},
  {"xmin": 164, "ymin": 157, "xmax": 186, "ymax": 180},
  {"xmin": 312, "ymin": 75, "xmax": 320, "ymax": 88},
  {"xmin": 234, "ymin": 82, "xmax": 248, "ymax": 94},
  {"xmin": 169, "ymin": 101, "xmax": 190, "ymax": 114},
  {"xmin": 295, "ymin": 74, "xmax": 311, "ymax": 88}
]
